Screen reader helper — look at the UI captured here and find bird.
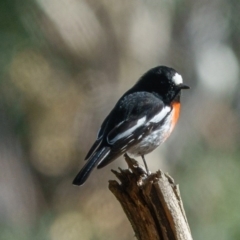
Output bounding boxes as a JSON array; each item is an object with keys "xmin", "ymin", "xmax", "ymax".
[{"xmin": 73, "ymin": 66, "xmax": 189, "ymax": 186}]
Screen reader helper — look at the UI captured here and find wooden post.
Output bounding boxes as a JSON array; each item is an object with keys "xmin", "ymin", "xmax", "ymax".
[{"xmin": 109, "ymin": 154, "xmax": 193, "ymax": 240}]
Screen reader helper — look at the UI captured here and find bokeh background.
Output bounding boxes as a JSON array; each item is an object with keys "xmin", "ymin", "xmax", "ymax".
[{"xmin": 1, "ymin": 0, "xmax": 240, "ymax": 239}]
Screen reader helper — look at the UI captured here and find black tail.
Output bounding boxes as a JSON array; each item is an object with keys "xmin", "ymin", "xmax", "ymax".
[{"xmin": 72, "ymin": 147, "xmax": 110, "ymax": 186}]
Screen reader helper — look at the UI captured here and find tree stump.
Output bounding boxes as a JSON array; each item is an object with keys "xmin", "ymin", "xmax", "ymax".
[{"xmin": 109, "ymin": 154, "xmax": 192, "ymax": 240}]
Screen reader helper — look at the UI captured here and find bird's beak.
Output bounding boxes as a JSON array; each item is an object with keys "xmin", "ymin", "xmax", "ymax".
[{"xmin": 178, "ymin": 83, "xmax": 190, "ymax": 90}]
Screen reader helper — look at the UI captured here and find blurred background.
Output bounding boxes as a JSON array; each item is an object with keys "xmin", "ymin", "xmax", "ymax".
[{"xmin": 0, "ymin": 0, "xmax": 240, "ymax": 239}]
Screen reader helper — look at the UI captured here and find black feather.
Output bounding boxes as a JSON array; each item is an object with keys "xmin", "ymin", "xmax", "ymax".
[{"xmin": 73, "ymin": 147, "xmax": 110, "ymax": 185}]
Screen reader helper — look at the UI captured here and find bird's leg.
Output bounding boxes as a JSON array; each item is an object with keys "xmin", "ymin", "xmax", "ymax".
[{"xmin": 141, "ymin": 155, "xmax": 150, "ymax": 175}]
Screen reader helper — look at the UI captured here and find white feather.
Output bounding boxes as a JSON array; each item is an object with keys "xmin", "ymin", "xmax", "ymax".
[
  {"xmin": 172, "ymin": 73, "xmax": 183, "ymax": 85},
  {"xmin": 108, "ymin": 116, "xmax": 146, "ymax": 144},
  {"xmin": 149, "ymin": 106, "xmax": 171, "ymax": 123},
  {"xmin": 127, "ymin": 111, "xmax": 173, "ymax": 156}
]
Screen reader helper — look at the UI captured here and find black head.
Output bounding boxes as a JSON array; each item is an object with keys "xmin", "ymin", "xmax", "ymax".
[{"xmin": 132, "ymin": 66, "xmax": 189, "ymax": 103}]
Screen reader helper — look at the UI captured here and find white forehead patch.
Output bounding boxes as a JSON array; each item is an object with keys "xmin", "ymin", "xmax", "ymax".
[{"xmin": 172, "ymin": 73, "xmax": 183, "ymax": 85}]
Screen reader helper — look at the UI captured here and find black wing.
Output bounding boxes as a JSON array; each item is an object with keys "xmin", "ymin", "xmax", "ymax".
[
  {"xmin": 84, "ymin": 114, "xmax": 110, "ymax": 160},
  {"xmin": 74, "ymin": 92, "xmax": 171, "ymax": 185},
  {"xmin": 84, "ymin": 91, "xmax": 160, "ymax": 160},
  {"xmin": 97, "ymin": 92, "xmax": 171, "ymax": 168}
]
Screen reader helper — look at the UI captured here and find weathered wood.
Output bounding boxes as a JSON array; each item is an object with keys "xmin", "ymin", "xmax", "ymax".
[{"xmin": 109, "ymin": 154, "xmax": 192, "ymax": 240}]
